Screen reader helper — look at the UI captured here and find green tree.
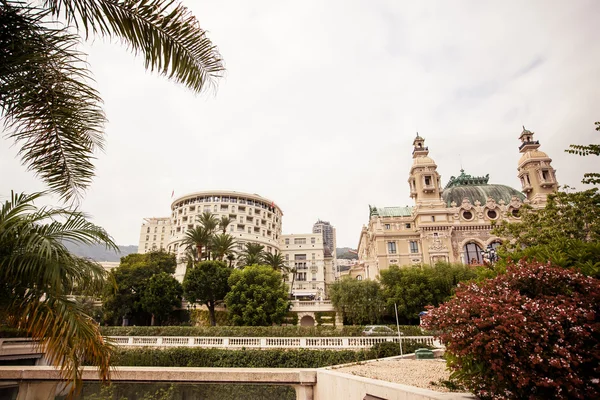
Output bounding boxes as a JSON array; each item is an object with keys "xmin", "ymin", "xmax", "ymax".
[
  {"xmin": 238, "ymin": 242, "xmax": 265, "ymax": 267},
  {"xmin": 1, "ymin": 0, "xmax": 224, "ymax": 201},
  {"xmin": 184, "ymin": 226, "xmax": 212, "ymax": 261},
  {"xmin": 210, "ymin": 233, "xmax": 237, "ymax": 261},
  {"xmin": 380, "ymin": 263, "xmax": 477, "ymax": 323},
  {"xmin": 0, "ymin": 192, "xmax": 115, "ymax": 387},
  {"xmin": 182, "ymin": 261, "xmax": 231, "ymax": 326},
  {"xmin": 140, "ymin": 272, "xmax": 182, "ymax": 326},
  {"xmin": 329, "ymin": 277, "xmax": 385, "ymax": 325},
  {"xmin": 565, "ymin": 121, "xmax": 600, "ymax": 184},
  {"xmin": 263, "ymin": 252, "xmax": 286, "ymax": 271},
  {"xmin": 102, "ymin": 250, "xmax": 176, "ymax": 325},
  {"xmin": 225, "ymin": 265, "xmax": 290, "ymax": 326},
  {"xmin": 493, "ymin": 188, "xmax": 600, "ymax": 277},
  {"xmin": 218, "ymin": 215, "xmax": 233, "ymax": 234},
  {"xmin": 197, "ymin": 211, "xmax": 219, "ymax": 233}
]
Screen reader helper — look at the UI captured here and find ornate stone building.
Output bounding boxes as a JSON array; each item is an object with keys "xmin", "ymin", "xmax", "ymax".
[{"xmin": 355, "ymin": 127, "xmax": 558, "ymax": 280}]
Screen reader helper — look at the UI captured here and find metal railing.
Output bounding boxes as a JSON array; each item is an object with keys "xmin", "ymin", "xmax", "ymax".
[{"xmin": 107, "ymin": 336, "xmax": 441, "ymax": 350}]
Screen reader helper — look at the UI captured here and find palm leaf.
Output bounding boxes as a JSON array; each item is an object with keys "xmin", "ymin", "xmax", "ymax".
[
  {"xmin": 0, "ymin": 3, "xmax": 106, "ymax": 201},
  {"xmin": 46, "ymin": 0, "xmax": 225, "ymax": 93}
]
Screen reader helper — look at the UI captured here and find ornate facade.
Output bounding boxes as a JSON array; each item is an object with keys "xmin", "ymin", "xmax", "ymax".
[{"xmin": 355, "ymin": 127, "xmax": 557, "ymax": 280}]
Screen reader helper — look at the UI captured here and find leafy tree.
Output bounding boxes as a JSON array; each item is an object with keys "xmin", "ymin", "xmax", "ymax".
[
  {"xmin": 102, "ymin": 250, "xmax": 176, "ymax": 325},
  {"xmin": 329, "ymin": 277, "xmax": 385, "ymax": 325},
  {"xmin": 423, "ymin": 260, "xmax": 600, "ymax": 400},
  {"xmin": 140, "ymin": 272, "xmax": 182, "ymax": 326},
  {"xmin": 210, "ymin": 233, "xmax": 237, "ymax": 261},
  {"xmin": 225, "ymin": 265, "xmax": 290, "ymax": 326},
  {"xmin": 0, "ymin": 192, "xmax": 115, "ymax": 387},
  {"xmin": 218, "ymin": 215, "xmax": 233, "ymax": 234},
  {"xmin": 197, "ymin": 211, "xmax": 219, "ymax": 233},
  {"xmin": 184, "ymin": 226, "xmax": 212, "ymax": 261},
  {"xmin": 1, "ymin": 0, "xmax": 224, "ymax": 201},
  {"xmin": 565, "ymin": 121, "xmax": 600, "ymax": 184},
  {"xmin": 263, "ymin": 252, "xmax": 286, "ymax": 272},
  {"xmin": 380, "ymin": 263, "xmax": 478, "ymax": 323},
  {"xmin": 238, "ymin": 242, "xmax": 265, "ymax": 267},
  {"xmin": 493, "ymin": 188, "xmax": 600, "ymax": 277},
  {"xmin": 182, "ymin": 261, "xmax": 231, "ymax": 326}
]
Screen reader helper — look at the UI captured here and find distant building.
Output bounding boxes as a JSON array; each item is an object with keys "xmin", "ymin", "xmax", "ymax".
[
  {"xmin": 356, "ymin": 128, "xmax": 558, "ymax": 280},
  {"xmin": 312, "ymin": 220, "xmax": 336, "ymax": 254},
  {"xmin": 280, "ymin": 233, "xmax": 334, "ymax": 299},
  {"xmin": 138, "ymin": 190, "xmax": 283, "ymax": 281},
  {"xmin": 138, "ymin": 217, "xmax": 171, "ymax": 253}
]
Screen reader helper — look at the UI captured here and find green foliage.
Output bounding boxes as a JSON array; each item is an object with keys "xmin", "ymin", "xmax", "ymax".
[
  {"xmin": 183, "ymin": 261, "xmax": 231, "ymax": 326},
  {"xmin": 110, "ymin": 347, "xmax": 378, "ymax": 368},
  {"xmin": 225, "ymin": 265, "xmax": 290, "ymax": 326},
  {"xmin": 237, "ymin": 243, "xmax": 266, "ymax": 267},
  {"xmin": 96, "ymin": 324, "xmax": 431, "ymax": 337},
  {"xmin": 565, "ymin": 121, "xmax": 600, "ymax": 184},
  {"xmin": 329, "ymin": 278, "xmax": 385, "ymax": 325},
  {"xmin": 380, "ymin": 263, "xmax": 478, "ymax": 322},
  {"xmin": 101, "ymin": 251, "xmax": 176, "ymax": 325},
  {"xmin": 0, "ymin": 191, "xmax": 114, "ymax": 387},
  {"xmin": 493, "ymin": 188, "xmax": 600, "ymax": 277},
  {"xmin": 140, "ymin": 272, "xmax": 183, "ymax": 326},
  {"xmin": 1, "ymin": 0, "xmax": 223, "ymax": 200},
  {"xmin": 314, "ymin": 311, "xmax": 336, "ymax": 326},
  {"xmin": 336, "ymin": 247, "xmax": 359, "ymax": 260},
  {"xmin": 370, "ymin": 340, "xmax": 432, "ymax": 358},
  {"xmin": 210, "ymin": 234, "xmax": 237, "ymax": 261},
  {"xmin": 190, "ymin": 309, "xmax": 229, "ymax": 326},
  {"xmin": 263, "ymin": 252, "xmax": 286, "ymax": 271},
  {"xmin": 183, "ymin": 226, "xmax": 212, "ymax": 261}
]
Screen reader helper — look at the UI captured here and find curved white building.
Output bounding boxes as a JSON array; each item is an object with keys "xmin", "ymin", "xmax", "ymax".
[{"xmin": 137, "ymin": 190, "xmax": 284, "ymax": 279}]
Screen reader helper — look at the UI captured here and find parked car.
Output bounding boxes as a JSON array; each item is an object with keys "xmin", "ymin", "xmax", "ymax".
[{"xmin": 361, "ymin": 325, "xmax": 396, "ymax": 336}]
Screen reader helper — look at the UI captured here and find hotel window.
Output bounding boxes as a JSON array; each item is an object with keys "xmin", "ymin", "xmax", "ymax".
[
  {"xmin": 146, "ymin": 227, "xmax": 150, "ymax": 233},
  {"xmin": 294, "ymin": 238, "xmax": 307, "ymax": 245},
  {"xmin": 431, "ymin": 216, "xmax": 435, "ymax": 222},
  {"xmin": 312, "ymin": 274, "xmax": 317, "ymax": 281},
  {"xmin": 145, "ymin": 235, "xmax": 149, "ymax": 240},
  {"xmin": 410, "ymin": 241, "xmax": 419, "ymax": 253},
  {"xmin": 405, "ymin": 223, "xmax": 411, "ymax": 229},
  {"xmin": 311, "ymin": 237, "xmax": 316, "ymax": 244},
  {"xmin": 424, "ymin": 176, "xmax": 432, "ymax": 186},
  {"xmin": 285, "ymin": 238, "xmax": 290, "ymax": 245},
  {"xmin": 213, "ymin": 205, "xmax": 218, "ymax": 212},
  {"xmin": 387, "ymin": 242, "xmax": 397, "ymax": 254},
  {"xmin": 384, "ymin": 224, "xmax": 390, "ymax": 230}
]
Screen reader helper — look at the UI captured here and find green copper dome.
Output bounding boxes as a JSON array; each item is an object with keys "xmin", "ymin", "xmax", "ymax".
[{"xmin": 441, "ymin": 170, "xmax": 525, "ymax": 207}]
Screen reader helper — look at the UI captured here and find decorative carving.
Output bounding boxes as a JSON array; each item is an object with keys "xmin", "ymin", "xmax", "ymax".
[
  {"xmin": 450, "ymin": 201, "xmax": 457, "ymax": 207},
  {"xmin": 461, "ymin": 198, "xmax": 472, "ymax": 210},
  {"xmin": 429, "ymin": 234, "xmax": 447, "ymax": 251},
  {"xmin": 486, "ymin": 197, "xmax": 497, "ymax": 209},
  {"xmin": 509, "ymin": 196, "xmax": 522, "ymax": 209}
]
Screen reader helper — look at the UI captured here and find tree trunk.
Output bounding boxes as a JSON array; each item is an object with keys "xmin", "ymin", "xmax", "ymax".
[
  {"xmin": 150, "ymin": 314, "xmax": 155, "ymax": 326},
  {"xmin": 207, "ymin": 301, "xmax": 216, "ymax": 326},
  {"xmin": 196, "ymin": 244, "xmax": 203, "ymax": 261}
]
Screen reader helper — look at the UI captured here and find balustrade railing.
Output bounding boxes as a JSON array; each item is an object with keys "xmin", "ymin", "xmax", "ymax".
[{"xmin": 106, "ymin": 336, "xmax": 441, "ymax": 350}]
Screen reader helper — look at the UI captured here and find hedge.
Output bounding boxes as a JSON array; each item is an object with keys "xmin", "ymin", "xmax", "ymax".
[
  {"xmin": 108, "ymin": 340, "xmax": 430, "ymax": 368},
  {"xmin": 99, "ymin": 325, "xmax": 429, "ymax": 337}
]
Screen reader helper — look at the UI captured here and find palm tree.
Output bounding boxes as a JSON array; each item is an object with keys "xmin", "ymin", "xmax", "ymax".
[
  {"xmin": 226, "ymin": 253, "xmax": 236, "ymax": 268},
  {"xmin": 1, "ymin": 0, "xmax": 224, "ymax": 201},
  {"xmin": 0, "ymin": 191, "xmax": 116, "ymax": 390},
  {"xmin": 218, "ymin": 215, "xmax": 233, "ymax": 234},
  {"xmin": 263, "ymin": 252, "xmax": 286, "ymax": 272},
  {"xmin": 197, "ymin": 211, "xmax": 219, "ymax": 233},
  {"xmin": 210, "ymin": 233, "xmax": 237, "ymax": 261},
  {"xmin": 184, "ymin": 226, "xmax": 211, "ymax": 261},
  {"xmin": 238, "ymin": 242, "xmax": 265, "ymax": 267}
]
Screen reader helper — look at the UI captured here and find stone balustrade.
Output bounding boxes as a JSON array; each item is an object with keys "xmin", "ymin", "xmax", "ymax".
[{"xmin": 107, "ymin": 336, "xmax": 441, "ymax": 349}]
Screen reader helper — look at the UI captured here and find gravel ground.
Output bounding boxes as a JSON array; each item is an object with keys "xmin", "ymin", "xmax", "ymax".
[{"xmin": 335, "ymin": 359, "xmax": 455, "ymax": 392}]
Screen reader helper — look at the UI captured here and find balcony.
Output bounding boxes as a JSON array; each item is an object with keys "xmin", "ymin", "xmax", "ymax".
[
  {"xmin": 422, "ymin": 184, "xmax": 436, "ymax": 193},
  {"xmin": 519, "ymin": 140, "xmax": 540, "ymax": 151}
]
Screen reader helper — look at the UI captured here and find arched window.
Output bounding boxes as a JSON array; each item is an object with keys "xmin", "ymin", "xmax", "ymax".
[
  {"xmin": 464, "ymin": 242, "xmax": 483, "ymax": 264},
  {"xmin": 356, "ymin": 275, "xmax": 363, "ymax": 281}
]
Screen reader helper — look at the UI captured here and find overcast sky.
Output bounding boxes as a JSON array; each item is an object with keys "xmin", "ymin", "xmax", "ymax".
[{"xmin": 1, "ymin": 0, "xmax": 598, "ymax": 249}]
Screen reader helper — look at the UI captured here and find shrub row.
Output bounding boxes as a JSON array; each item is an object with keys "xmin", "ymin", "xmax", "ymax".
[
  {"xmin": 109, "ymin": 340, "xmax": 430, "ymax": 368},
  {"xmin": 99, "ymin": 325, "xmax": 428, "ymax": 337}
]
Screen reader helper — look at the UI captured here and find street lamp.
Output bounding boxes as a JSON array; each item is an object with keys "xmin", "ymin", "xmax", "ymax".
[{"xmin": 483, "ymin": 244, "xmax": 498, "ymax": 264}]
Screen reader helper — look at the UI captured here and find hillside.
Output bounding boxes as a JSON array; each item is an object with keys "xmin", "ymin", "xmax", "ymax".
[
  {"xmin": 336, "ymin": 247, "xmax": 358, "ymax": 260},
  {"xmin": 64, "ymin": 243, "xmax": 138, "ymax": 262}
]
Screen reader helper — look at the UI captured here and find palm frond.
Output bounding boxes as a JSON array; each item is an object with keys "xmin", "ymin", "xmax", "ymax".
[
  {"xmin": 46, "ymin": 0, "xmax": 225, "ymax": 93},
  {"xmin": 0, "ymin": 3, "xmax": 106, "ymax": 201}
]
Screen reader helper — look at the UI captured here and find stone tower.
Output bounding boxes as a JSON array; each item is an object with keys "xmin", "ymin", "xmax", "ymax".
[
  {"xmin": 408, "ymin": 134, "xmax": 444, "ymax": 206},
  {"xmin": 517, "ymin": 126, "xmax": 558, "ymax": 207}
]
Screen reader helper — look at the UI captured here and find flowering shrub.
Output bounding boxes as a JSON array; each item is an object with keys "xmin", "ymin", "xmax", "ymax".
[{"xmin": 423, "ymin": 261, "xmax": 600, "ymax": 399}]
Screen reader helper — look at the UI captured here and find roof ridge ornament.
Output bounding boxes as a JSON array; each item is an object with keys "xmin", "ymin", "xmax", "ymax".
[{"xmin": 444, "ymin": 169, "xmax": 490, "ymax": 189}]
